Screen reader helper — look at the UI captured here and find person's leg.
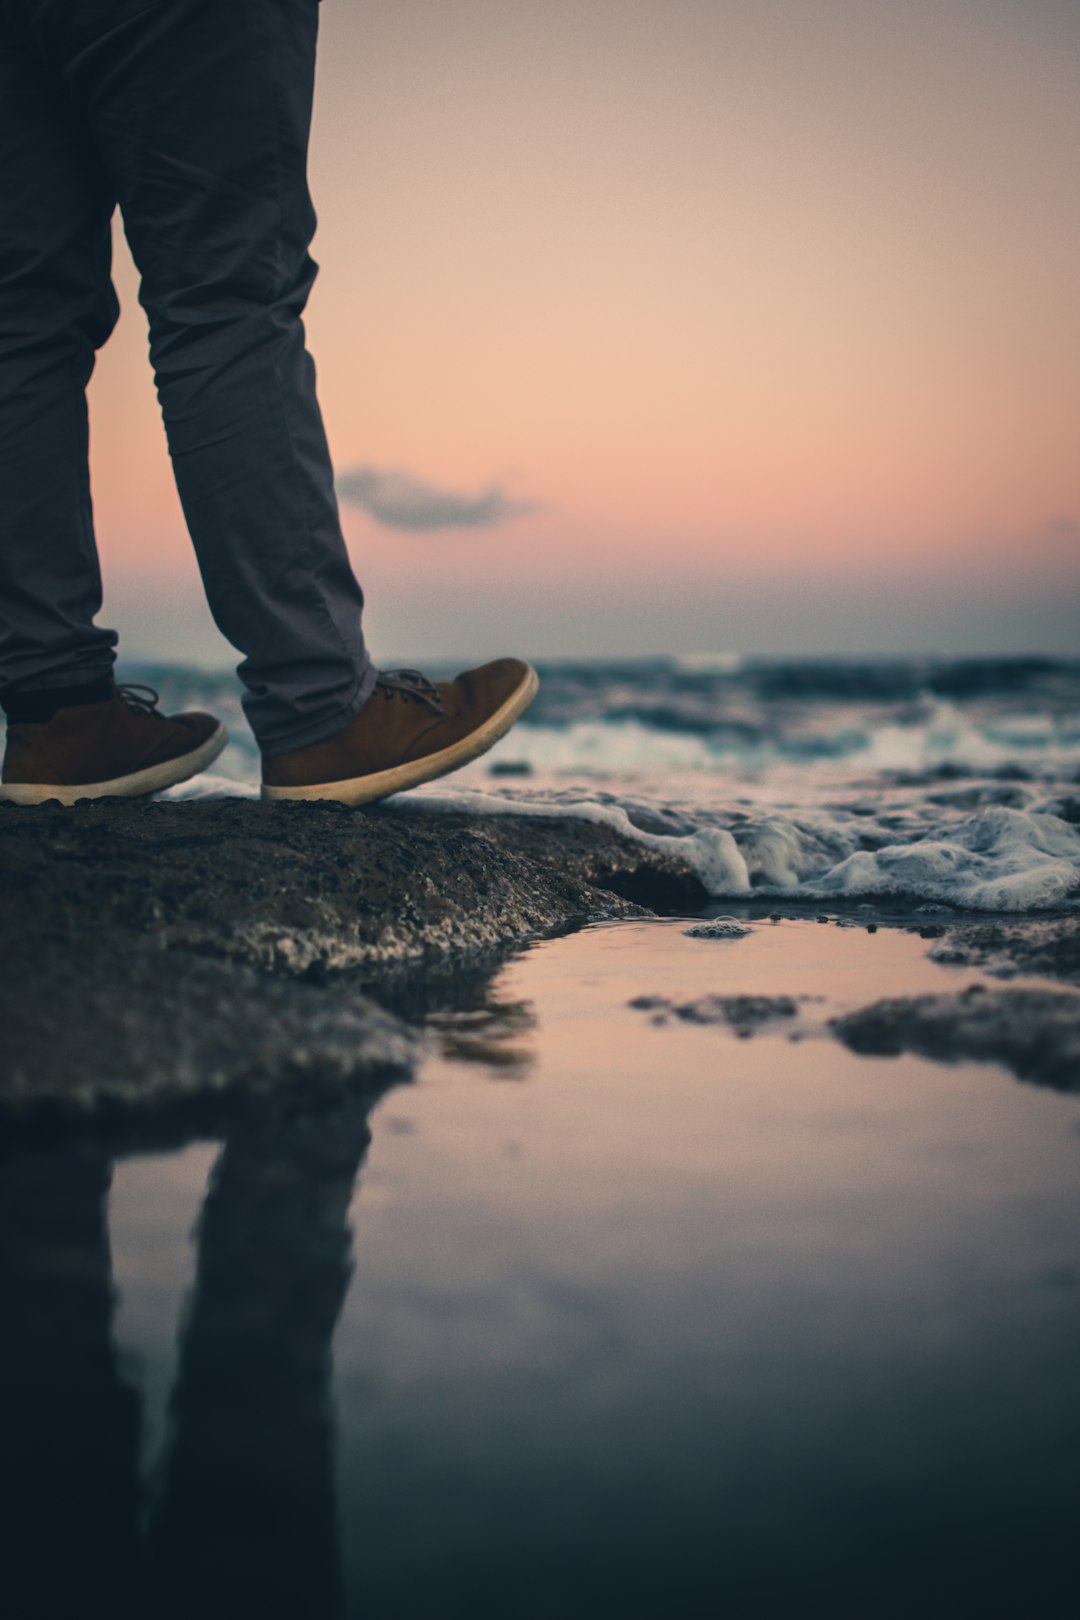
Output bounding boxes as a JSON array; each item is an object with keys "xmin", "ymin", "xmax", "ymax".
[
  {"xmin": 0, "ymin": 11, "xmax": 227, "ymax": 802},
  {"xmin": 2, "ymin": 0, "xmax": 535, "ymax": 801},
  {"xmin": 0, "ymin": 4, "xmax": 119, "ymax": 698},
  {"xmin": 50, "ymin": 0, "xmax": 375, "ymax": 753}
]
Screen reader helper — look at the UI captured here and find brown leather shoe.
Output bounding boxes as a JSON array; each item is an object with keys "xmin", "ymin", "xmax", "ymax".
[
  {"xmin": 262, "ymin": 658, "xmax": 539, "ymax": 804},
  {"xmin": 0, "ymin": 682, "xmax": 227, "ymax": 805}
]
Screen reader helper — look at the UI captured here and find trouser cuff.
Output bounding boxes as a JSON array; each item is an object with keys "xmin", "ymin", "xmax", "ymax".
[
  {"xmin": 1, "ymin": 675, "xmax": 115, "ymax": 723},
  {"xmin": 255, "ymin": 661, "xmax": 379, "ymax": 756}
]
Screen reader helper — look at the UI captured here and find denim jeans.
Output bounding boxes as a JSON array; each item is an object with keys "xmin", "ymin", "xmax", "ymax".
[{"xmin": 0, "ymin": 0, "xmax": 375, "ymax": 751}]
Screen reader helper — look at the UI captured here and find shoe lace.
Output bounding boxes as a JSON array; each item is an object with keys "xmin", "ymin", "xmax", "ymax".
[
  {"xmin": 117, "ymin": 683, "xmax": 163, "ymax": 717},
  {"xmin": 375, "ymin": 669, "xmax": 445, "ymax": 714}
]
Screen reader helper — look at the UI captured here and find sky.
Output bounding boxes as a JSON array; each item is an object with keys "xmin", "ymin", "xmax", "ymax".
[{"xmin": 88, "ymin": 0, "xmax": 1080, "ymax": 664}]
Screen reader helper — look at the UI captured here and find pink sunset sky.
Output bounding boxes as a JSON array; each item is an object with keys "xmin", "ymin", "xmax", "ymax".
[{"xmin": 88, "ymin": 0, "xmax": 1079, "ymax": 664}]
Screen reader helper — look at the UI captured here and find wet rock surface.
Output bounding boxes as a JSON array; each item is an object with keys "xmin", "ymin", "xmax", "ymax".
[
  {"xmin": 0, "ymin": 799, "xmax": 703, "ymax": 973},
  {"xmin": 0, "ymin": 798, "xmax": 706, "ymax": 1123},
  {"xmin": 0, "ymin": 939, "xmax": 418, "ymax": 1128},
  {"xmin": 5, "ymin": 798, "xmax": 1076, "ymax": 1122},
  {"xmin": 630, "ymin": 993, "xmax": 814, "ymax": 1036},
  {"xmin": 927, "ymin": 915, "xmax": 1080, "ymax": 984},
  {"xmin": 832, "ymin": 986, "xmax": 1080, "ymax": 1091},
  {"xmin": 683, "ymin": 918, "xmax": 753, "ymax": 940}
]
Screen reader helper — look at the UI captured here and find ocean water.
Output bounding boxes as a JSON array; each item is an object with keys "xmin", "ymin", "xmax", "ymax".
[{"xmin": 155, "ymin": 653, "xmax": 1080, "ymax": 912}]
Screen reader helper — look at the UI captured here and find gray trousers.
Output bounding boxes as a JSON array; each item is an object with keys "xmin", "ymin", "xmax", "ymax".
[{"xmin": 0, "ymin": 0, "xmax": 376, "ymax": 752}]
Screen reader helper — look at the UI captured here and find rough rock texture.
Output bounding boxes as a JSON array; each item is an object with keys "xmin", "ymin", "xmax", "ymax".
[
  {"xmin": 0, "ymin": 940, "xmax": 418, "ymax": 1126},
  {"xmin": 0, "ymin": 799, "xmax": 707, "ymax": 1123},
  {"xmin": 0, "ymin": 799, "xmax": 704, "ymax": 973},
  {"xmin": 630, "ymin": 993, "xmax": 813, "ymax": 1036},
  {"xmin": 683, "ymin": 918, "xmax": 753, "ymax": 940},
  {"xmin": 832, "ymin": 986, "xmax": 1080, "ymax": 1091},
  {"xmin": 928, "ymin": 915, "xmax": 1080, "ymax": 985}
]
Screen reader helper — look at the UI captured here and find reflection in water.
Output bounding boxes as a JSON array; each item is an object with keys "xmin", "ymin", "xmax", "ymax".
[
  {"xmin": 148, "ymin": 1109, "xmax": 373, "ymax": 1618},
  {"xmin": 430, "ymin": 995, "xmax": 538, "ymax": 1076},
  {"xmin": 3, "ymin": 921, "xmax": 1080, "ymax": 1618},
  {"xmin": 0, "ymin": 1100, "xmax": 379, "ymax": 1620},
  {"xmin": 1, "ymin": 1146, "xmax": 144, "ymax": 1612}
]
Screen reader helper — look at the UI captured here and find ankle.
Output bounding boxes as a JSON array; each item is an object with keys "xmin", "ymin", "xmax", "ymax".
[{"xmin": 1, "ymin": 677, "xmax": 115, "ymax": 725}]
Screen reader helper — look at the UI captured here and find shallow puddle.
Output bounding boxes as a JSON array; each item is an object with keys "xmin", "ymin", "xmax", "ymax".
[{"xmin": 7, "ymin": 920, "xmax": 1080, "ymax": 1616}]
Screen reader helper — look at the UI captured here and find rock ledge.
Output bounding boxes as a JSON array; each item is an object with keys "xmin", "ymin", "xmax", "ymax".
[{"xmin": 0, "ymin": 799, "xmax": 706, "ymax": 1122}]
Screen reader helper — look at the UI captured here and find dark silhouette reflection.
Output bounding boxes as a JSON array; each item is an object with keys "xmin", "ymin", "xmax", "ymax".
[
  {"xmin": 0, "ymin": 1145, "xmax": 144, "ymax": 1613},
  {"xmin": 0, "ymin": 1098, "xmax": 379, "ymax": 1620},
  {"xmin": 149, "ymin": 1107, "xmax": 373, "ymax": 1619}
]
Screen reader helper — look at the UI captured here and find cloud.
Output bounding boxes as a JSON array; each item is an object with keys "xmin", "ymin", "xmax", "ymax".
[
  {"xmin": 1045, "ymin": 515, "xmax": 1080, "ymax": 541},
  {"xmin": 336, "ymin": 464, "xmax": 543, "ymax": 531}
]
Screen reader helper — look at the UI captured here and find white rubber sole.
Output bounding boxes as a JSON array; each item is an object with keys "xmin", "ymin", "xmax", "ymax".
[
  {"xmin": 262, "ymin": 664, "xmax": 540, "ymax": 804},
  {"xmin": 0, "ymin": 723, "xmax": 228, "ymax": 806}
]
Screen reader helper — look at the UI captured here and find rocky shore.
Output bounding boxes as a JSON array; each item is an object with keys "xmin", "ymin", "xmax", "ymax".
[
  {"xmin": 832, "ymin": 986, "xmax": 1080, "ymax": 1090},
  {"xmin": 2, "ymin": 798, "xmax": 1077, "ymax": 1125},
  {"xmin": 831, "ymin": 914, "xmax": 1080, "ymax": 1092},
  {"xmin": 0, "ymin": 798, "xmax": 706, "ymax": 1125}
]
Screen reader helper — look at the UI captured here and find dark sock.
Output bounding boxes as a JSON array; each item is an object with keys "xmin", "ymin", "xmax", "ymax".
[{"xmin": 1, "ymin": 677, "xmax": 115, "ymax": 725}]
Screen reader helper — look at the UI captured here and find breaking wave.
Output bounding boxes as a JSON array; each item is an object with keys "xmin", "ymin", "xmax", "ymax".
[{"xmin": 402, "ymin": 788, "xmax": 1080, "ymax": 912}]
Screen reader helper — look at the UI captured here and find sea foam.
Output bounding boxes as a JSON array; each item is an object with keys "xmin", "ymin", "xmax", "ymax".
[{"xmin": 403, "ymin": 787, "xmax": 1080, "ymax": 912}]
